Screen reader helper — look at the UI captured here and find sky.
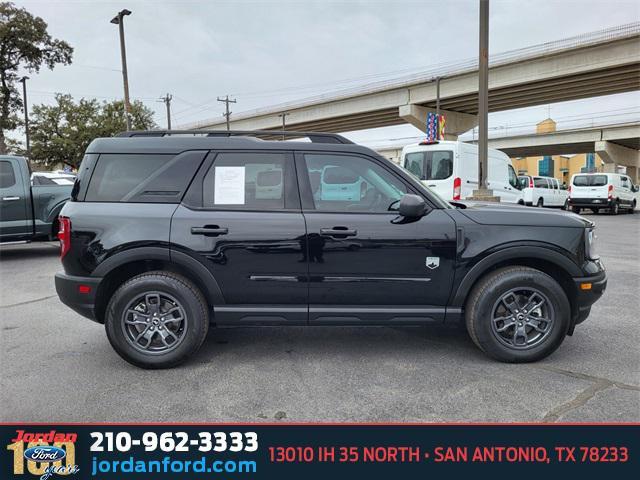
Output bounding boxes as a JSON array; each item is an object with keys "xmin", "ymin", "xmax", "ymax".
[{"xmin": 10, "ymin": 0, "xmax": 640, "ymax": 147}]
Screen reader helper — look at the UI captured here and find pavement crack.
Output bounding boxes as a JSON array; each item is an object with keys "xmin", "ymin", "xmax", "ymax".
[
  {"xmin": 0, "ymin": 295, "xmax": 57, "ymax": 309},
  {"xmin": 542, "ymin": 379, "xmax": 613, "ymax": 423},
  {"xmin": 534, "ymin": 365, "xmax": 640, "ymax": 391}
]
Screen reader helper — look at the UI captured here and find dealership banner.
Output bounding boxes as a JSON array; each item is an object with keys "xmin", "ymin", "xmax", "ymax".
[{"xmin": 2, "ymin": 424, "xmax": 637, "ymax": 479}]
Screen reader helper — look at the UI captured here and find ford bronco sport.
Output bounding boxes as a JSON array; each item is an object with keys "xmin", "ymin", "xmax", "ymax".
[{"xmin": 55, "ymin": 130, "xmax": 607, "ymax": 368}]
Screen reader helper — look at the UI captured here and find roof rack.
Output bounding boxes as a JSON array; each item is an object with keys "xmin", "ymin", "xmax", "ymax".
[{"xmin": 116, "ymin": 129, "xmax": 353, "ymax": 144}]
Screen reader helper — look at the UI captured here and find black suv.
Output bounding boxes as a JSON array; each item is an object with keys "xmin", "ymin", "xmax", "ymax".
[{"xmin": 55, "ymin": 130, "xmax": 606, "ymax": 368}]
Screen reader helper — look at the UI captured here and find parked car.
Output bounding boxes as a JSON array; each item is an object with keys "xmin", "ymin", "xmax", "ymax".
[
  {"xmin": 568, "ymin": 172, "xmax": 637, "ymax": 215},
  {"xmin": 0, "ymin": 156, "xmax": 72, "ymax": 243},
  {"xmin": 518, "ymin": 175, "xmax": 569, "ymax": 209},
  {"xmin": 400, "ymin": 140, "xmax": 523, "ymax": 204},
  {"xmin": 31, "ymin": 171, "xmax": 76, "ymax": 186},
  {"xmin": 55, "ymin": 130, "xmax": 606, "ymax": 368}
]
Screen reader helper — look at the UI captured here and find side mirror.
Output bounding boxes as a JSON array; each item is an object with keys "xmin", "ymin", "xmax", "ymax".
[
  {"xmin": 399, "ymin": 194, "xmax": 428, "ymax": 218},
  {"xmin": 633, "ymin": 184, "xmax": 639, "ymax": 193}
]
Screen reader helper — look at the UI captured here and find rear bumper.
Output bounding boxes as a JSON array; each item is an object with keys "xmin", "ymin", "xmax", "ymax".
[
  {"xmin": 568, "ymin": 197, "xmax": 611, "ymax": 208},
  {"xmin": 572, "ymin": 268, "xmax": 607, "ymax": 326},
  {"xmin": 55, "ymin": 272, "xmax": 102, "ymax": 322}
]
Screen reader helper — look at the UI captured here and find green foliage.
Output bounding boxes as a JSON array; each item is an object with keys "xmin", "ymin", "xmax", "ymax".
[
  {"xmin": 29, "ymin": 94, "xmax": 157, "ymax": 168},
  {"xmin": 0, "ymin": 2, "xmax": 73, "ymax": 153}
]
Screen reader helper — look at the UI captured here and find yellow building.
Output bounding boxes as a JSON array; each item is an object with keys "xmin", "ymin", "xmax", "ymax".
[{"xmin": 510, "ymin": 119, "xmax": 604, "ymax": 186}]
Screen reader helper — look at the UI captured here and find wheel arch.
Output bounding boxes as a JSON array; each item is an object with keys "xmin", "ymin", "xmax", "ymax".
[
  {"xmin": 92, "ymin": 247, "xmax": 224, "ymax": 323},
  {"xmin": 451, "ymin": 246, "xmax": 581, "ymax": 321}
]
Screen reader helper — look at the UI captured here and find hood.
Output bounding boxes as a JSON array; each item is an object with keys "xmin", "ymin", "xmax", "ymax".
[{"xmin": 453, "ymin": 201, "xmax": 593, "ymax": 228}]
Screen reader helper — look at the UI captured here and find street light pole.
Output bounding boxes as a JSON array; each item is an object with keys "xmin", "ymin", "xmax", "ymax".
[
  {"xmin": 111, "ymin": 9, "xmax": 132, "ymax": 131},
  {"xmin": 19, "ymin": 76, "xmax": 30, "ymax": 157}
]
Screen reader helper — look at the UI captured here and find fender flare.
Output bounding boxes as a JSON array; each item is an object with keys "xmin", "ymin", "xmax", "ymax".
[
  {"xmin": 91, "ymin": 246, "xmax": 225, "ymax": 306},
  {"xmin": 450, "ymin": 245, "xmax": 582, "ymax": 307}
]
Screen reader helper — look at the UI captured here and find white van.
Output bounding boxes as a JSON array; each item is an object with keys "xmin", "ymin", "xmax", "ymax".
[
  {"xmin": 518, "ymin": 175, "xmax": 568, "ymax": 208},
  {"xmin": 568, "ymin": 172, "xmax": 637, "ymax": 215},
  {"xmin": 400, "ymin": 141, "xmax": 523, "ymax": 203}
]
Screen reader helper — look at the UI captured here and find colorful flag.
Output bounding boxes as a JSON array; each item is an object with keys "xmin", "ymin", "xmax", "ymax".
[{"xmin": 426, "ymin": 112, "xmax": 445, "ymax": 142}]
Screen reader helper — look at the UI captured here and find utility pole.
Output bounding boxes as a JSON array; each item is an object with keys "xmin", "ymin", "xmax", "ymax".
[
  {"xmin": 470, "ymin": 0, "xmax": 498, "ymax": 201},
  {"xmin": 111, "ymin": 9, "xmax": 132, "ymax": 131},
  {"xmin": 217, "ymin": 95, "xmax": 236, "ymax": 130},
  {"xmin": 278, "ymin": 113, "xmax": 289, "ymax": 140},
  {"xmin": 19, "ymin": 76, "xmax": 30, "ymax": 157},
  {"xmin": 435, "ymin": 76, "xmax": 441, "ymax": 139},
  {"xmin": 159, "ymin": 93, "xmax": 172, "ymax": 129}
]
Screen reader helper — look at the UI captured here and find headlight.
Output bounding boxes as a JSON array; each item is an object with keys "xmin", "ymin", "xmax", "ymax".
[{"xmin": 585, "ymin": 228, "xmax": 599, "ymax": 260}]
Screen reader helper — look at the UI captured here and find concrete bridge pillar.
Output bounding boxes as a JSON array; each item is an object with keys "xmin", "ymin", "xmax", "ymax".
[
  {"xmin": 595, "ymin": 141, "xmax": 640, "ymax": 183},
  {"xmin": 399, "ymin": 104, "xmax": 477, "ymax": 140}
]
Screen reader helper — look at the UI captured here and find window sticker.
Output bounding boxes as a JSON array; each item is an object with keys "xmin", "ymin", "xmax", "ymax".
[{"xmin": 214, "ymin": 166, "xmax": 245, "ymax": 204}]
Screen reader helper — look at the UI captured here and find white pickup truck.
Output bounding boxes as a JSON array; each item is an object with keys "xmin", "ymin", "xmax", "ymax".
[{"xmin": 517, "ymin": 175, "xmax": 568, "ymax": 209}]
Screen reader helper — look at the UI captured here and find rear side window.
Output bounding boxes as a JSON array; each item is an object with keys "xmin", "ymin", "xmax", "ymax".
[
  {"xmin": 85, "ymin": 152, "xmax": 206, "ymax": 203},
  {"xmin": 534, "ymin": 177, "xmax": 548, "ymax": 188},
  {"xmin": 202, "ymin": 152, "xmax": 291, "ymax": 210},
  {"xmin": 0, "ymin": 160, "xmax": 16, "ymax": 188},
  {"xmin": 573, "ymin": 175, "xmax": 607, "ymax": 187}
]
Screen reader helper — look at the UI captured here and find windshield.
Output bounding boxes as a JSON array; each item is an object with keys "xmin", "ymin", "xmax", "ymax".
[
  {"xmin": 404, "ymin": 150, "xmax": 453, "ymax": 181},
  {"xmin": 573, "ymin": 175, "xmax": 607, "ymax": 187}
]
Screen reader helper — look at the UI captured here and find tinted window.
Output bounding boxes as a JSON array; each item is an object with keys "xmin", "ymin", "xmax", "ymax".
[
  {"xmin": 0, "ymin": 161, "xmax": 16, "ymax": 188},
  {"xmin": 534, "ymin": 177, "xmax": 548, "ymax": 188},
  {"xmin": 203, "ymin": 152, "xmax": 288, "ymax": 210},
  {"xmin": 304, "ymin": 154, "xmax": 406, "ymax": 213},
  {"xmin": 86, "ymin": 152, "xmax": 205, "ymax": 203},
  {"xmin": 404, "ymin": 150, "xmax": 453, "ymax": 181},
  {"xmin": 517, "ymin": 176, "xmax": 530, "ymax": 189},
  {"xmin": 508, "ymin": 165, "xmax": 519, "ymax": 188},
  {"xmin": 573, "ymin": 175, "xmax": 608, "ymax": 187}
]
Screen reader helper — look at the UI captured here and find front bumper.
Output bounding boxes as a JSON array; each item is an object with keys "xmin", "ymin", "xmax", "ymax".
[
  {"xmin": 568, "ymin": 198, "xmax": 612, "ymax": 208},
  {"xmin": 55, "ymin": 272, "xmax": 102, "ymax": 322},
  {"xmin": 571, "ymin": 267, "xmax": 607, "ymax": 326}
]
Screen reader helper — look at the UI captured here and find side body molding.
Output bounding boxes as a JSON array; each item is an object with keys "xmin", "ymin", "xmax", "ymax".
[{"xmin": 450, "ymin": 245, "xmax": 582, "ymax": 307}]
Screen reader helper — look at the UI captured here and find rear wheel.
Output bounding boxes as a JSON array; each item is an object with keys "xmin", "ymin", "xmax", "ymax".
[
  {"xmin": 609, "ymin": 200, "xmax": 619, "ymax": 215},
  {"xmin": 465, "ymin": 266, "xmax": 570, "ymax": 363},
  {"xmin": 105, "ymin": 271, "xmax": 209, "ymax": 369}
]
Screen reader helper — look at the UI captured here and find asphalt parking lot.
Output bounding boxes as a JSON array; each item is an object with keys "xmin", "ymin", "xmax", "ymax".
[{"xmin": 1, "ymin": 212, "xmax": 638, "ymax": 423}]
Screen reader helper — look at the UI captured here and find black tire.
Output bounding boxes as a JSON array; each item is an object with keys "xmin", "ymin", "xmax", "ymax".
[
  {"xmin": 571, "ymin": 207, "xmax": 580, "ymax": 214},
  {"xmin": 609, "ymin": 200, "xmax": 619, "ymax": 215},
  {"xmin": 465, "ymin": 266, "xmax": 570, "ymax": 363},
  {"xmin": 536, "ymin": 198, "xmax": 544, "ymax": 208},
  {"xmin": 105, "ymin": 271, "xmax": 209, "ymax": 369},
  {"xmin": 590, "ymin": 208, "xmax": 599, "ymax": 214},
  {"xmin": 628, "ymin": 202, "xmax": 636, "ymax": 214}
]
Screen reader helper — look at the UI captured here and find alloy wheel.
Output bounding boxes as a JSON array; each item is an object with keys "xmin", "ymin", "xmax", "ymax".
[
  {"xmin": 121, "ymin": 292, "xmax": 188, "ymax": 354},
  {"xmin": 490, "ymin": 288, "xmax": 555, "ymax": 350}
]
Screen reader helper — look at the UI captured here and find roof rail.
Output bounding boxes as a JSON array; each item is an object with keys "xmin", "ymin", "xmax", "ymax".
[{"xmin": 116, "ymin": 129, "xmax": 353, "ymax": 144}]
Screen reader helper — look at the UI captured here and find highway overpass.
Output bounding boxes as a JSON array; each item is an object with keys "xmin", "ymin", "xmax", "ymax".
[{"xmin": 185, "ymin": 23, "xmax": 640, "ymax": 138}]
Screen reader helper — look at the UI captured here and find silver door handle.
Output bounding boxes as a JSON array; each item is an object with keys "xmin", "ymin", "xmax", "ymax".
[{"xmin": 2, "ymin": 196, "xmax": 20, "ymax": 201}]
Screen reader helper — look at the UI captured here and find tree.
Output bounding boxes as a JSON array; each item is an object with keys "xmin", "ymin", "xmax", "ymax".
[
  {"xmin": 0, "ymin": 2, "xmax": 73, "ymax": 154},
  {"xmin": 29, "ymin": 94, "xmax": 157, "ymax": 168}
]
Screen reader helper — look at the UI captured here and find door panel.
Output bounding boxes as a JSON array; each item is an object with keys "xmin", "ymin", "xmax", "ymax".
[
  {"xmin": 171, "ymin": 151, "xmax": 307, "ymax": 325},
  {"xmin": 296, "ymin": 151, "xmax": 457, "ymax": 324},
  {"xmin": 0, "ymin": 159, "xmax": 29, "ymax": 239},
  {"xmin": 304, "ymin": 210, "xmax": 457, "ymax": 324}
]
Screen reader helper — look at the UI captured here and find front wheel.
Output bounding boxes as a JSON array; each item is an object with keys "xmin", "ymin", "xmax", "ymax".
[
  {"xmin": 571, "ymin": 207, "xmax": 581, "ymax": 214},
  {"xmin": 105, "ymin": 271, "xmax": 209, "ymax": 369},
  {"xmin": 465, "ymin": 266, "xmax": 570, "ymax": 363},
  {"xmin": 536, "ymin": 198, "xmax": 544, "ymax": 208}
]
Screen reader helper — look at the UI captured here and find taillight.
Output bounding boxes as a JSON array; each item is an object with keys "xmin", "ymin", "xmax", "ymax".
[
  {"xmin": 529, "ymin": 177, "xmax": 534, "ymax": 188},
  {"xmin": 453, "ymin": 177, "xmax": 461, "ymax": 200},
  {"xmin": 608, "ymin": 184, "xmax": 613, "ymax": 198},
  {"xmin": 58, "ymin": 216, "xmax": 71, "ymax": 259}
]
